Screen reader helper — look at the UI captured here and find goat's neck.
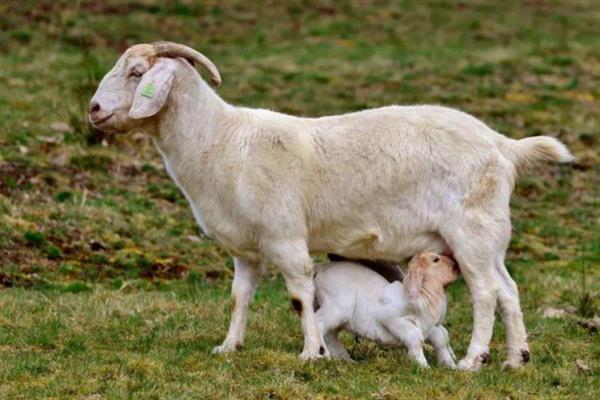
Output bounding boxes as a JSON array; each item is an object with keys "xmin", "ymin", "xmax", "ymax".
[
  {"xmin": 154, "ymin": 75, "xmax": 232, "ymax": 164},
  {"xmin": 147, "ymin": 75, "xmax": 249, "ymax": 243}
]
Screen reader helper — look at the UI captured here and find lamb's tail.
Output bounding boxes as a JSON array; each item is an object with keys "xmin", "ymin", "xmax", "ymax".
[{"xmin": 498, "ymin": 136, "xmax": 574, "ymax": 174}]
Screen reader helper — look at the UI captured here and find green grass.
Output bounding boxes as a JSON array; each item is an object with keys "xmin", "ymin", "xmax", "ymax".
[{"xmin": 0, "ymin": 0, "xmax": 599, "ymax": 398}]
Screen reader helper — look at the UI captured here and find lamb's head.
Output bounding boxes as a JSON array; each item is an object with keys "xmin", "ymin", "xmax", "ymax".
[
  {"xmin": 89, "ymin": 42, "xmax": 221, "ymax": 134},
  {"xmin": 404, "ymin": 252, "xmax": 460, "ymax": 303}
]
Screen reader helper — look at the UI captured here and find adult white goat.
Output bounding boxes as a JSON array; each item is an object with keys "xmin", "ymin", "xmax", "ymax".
[{"xmin": 89, "ymin": 42, "xmax": 573, "ymax": 370}]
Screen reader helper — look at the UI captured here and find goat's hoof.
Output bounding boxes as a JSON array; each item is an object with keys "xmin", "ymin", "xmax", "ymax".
[
  {"xmin": 502, "ymin": 348, "xmax": 530, "ymax": 369},
  {"xmin": 299, "ymin": 348, "xmax": 329, "ymax": 361},
  {"xmin": 520, "ymin": 349, "xmax": 531, "ymax": 363},
  {"xmin": 212, "ymin": 342, "xmax": 239, "ymax": 354},
  {"xmin": 299, "ymin": 352, "xmax": 322, "ymax": 361},
  {"xmin": 457, "ymin": 352, "xmax": 488, "ymax": 372}
]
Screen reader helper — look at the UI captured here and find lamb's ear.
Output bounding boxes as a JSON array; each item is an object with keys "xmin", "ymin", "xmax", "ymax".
[
  {"xmin": 404, "ymin": 263, "xmax": 424, "ymax": 301},
  {"xmin": 129, "ymin": 59, "xmax": 177, "ymax": 119}
]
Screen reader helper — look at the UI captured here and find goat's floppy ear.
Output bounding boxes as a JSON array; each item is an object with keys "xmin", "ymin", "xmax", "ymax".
[{"xmin": 129, "ymin": 59, "xmax": 176, "ymax": 119}]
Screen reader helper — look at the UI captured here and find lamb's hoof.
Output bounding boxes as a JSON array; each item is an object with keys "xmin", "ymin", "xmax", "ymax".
[
  {"xmin": 212, "ymin": 342, "xmax": 239, "ymax": 355},
  {"xmin": 457, "ymin": 352, "xmax": 489, "ymax": 371},
  {"xmin": 331, "ymin": 352, "xmax": 354, "ymax": 363},
  {"xmin": 440, "ymin": 359, "xmax": 457, "ymax": 369},
  {"xmin": 457, "ymin": 358, "xmax": 480, "ymax": 371},
  {"xmin": 502, "ymin": 348, "xmax": 530, "ymax": 370},
  {"xmin": 502, "ymin": 359, "xmax": 520, "ymax": 370},
  {"xmin": 412, "ymin": 356, "xmax": 430, "ymax": 368}
]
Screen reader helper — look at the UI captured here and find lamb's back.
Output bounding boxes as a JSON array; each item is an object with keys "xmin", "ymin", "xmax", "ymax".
[{"xmin": 314, "ymin": 262, "xmax": 389, "ymax": 308}]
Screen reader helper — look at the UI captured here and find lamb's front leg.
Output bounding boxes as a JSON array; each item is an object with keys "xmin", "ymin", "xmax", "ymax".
[
  {"xmin": 385, "ymin": 318, "xmax": 428, "ymax": 368},
  {"xmin": 263, "ymin": 239, "xmax": 328, "ymax": 360},
  {"xmin": 213, "ymin": 257, "xmax": 264, "ymax": 354},
  {"xmin": 427, "ymin": 325, "xmax": 456, "ymax": 369}
]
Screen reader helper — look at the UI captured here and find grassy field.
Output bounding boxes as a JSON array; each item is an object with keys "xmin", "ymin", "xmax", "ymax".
[{"xmin": 1, "ymin": 0, "xmax": 599, "ymax": 398}]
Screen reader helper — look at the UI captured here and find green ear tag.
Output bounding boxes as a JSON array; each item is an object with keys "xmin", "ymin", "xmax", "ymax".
[{"xmin": 141, "ymin": 82, "xmax": 154, "ymax": 98}]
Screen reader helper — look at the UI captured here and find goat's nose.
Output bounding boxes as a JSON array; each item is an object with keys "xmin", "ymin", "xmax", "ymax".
[{"xmin": 89, "ymin": 101, "xmax": 101, "ymax": 116}]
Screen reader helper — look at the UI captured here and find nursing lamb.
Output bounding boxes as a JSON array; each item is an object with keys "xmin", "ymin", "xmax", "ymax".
[{"xmin": 315, "ymin": 252, "xmax": 459, "ymax": 368}]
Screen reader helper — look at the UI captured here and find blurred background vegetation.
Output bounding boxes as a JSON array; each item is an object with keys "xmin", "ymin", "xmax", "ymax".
[{"xmin": 0, "ymin": 1, "xmax": 598, "ymax": 398}]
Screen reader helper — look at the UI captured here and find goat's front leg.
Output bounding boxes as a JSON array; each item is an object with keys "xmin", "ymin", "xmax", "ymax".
[
  {"xmin": 213, "ymin": 257, "xmax": 264, "ymax": 354},
  {"xmin": 263, "ymin": 239, "xmax": 328, "ymax": 360},
  {"xmin": 427, "ymin": 325, "xmax": 456, "ymax": 368},
  {"xmin": 494, "ymin": 256, "xmax": 530, "ymax": 369}
]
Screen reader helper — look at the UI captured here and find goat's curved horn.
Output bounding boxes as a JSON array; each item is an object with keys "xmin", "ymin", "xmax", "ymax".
[{"xmin": 152, "ymin": 41, "xmax": 221, "ymax": 87}]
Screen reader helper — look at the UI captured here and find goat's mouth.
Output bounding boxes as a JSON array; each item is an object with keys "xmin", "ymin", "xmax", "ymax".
[{"xmin": 90, "ymin": 113, "xmax": 114, "ymax": 127}]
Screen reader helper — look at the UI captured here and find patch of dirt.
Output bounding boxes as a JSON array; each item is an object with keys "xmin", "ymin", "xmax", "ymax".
[
  {"xmin": 578, "ymin": 317, "xmax": 600, "ymax": 334},
  {"xmin": 139, "ymin": 261, "xmax": 188, "ymax": 280},
  {"xmin": 0, "ymin": 163, "xmax": 39, "ymax": 195}
]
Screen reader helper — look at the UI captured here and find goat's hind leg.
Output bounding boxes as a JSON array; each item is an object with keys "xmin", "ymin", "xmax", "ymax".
[
  {"xmin": 441, "ymin": 223, "xmax": 501, "ymax": 371},
  {"xmin": 453, "ymin": 252, "xmax": 497, "ymax": 371},
  {"xmin": 494, "ymin": 255, "xmax": 530, "ymax": 369}
]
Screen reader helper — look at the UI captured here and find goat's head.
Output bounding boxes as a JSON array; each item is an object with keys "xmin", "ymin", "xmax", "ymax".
[
  {"xmin": 89, "ymin": 42, "xmax": 221, "ymax": 134},
  {"xmin": 404, "ymin": 252, "xmax": 460, "ymax": 301}
]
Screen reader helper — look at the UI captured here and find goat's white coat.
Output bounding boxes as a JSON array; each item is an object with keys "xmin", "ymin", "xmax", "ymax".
[
  {"xmin": 314, "ymin": 261, "xmax": 456, "ymax": 368},
  {"xmin": 89, "ymin": 43, "xmax": 574, "ymax": 370}
]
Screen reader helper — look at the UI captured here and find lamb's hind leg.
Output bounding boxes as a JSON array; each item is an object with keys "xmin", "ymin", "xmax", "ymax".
[
  {"xmin": 324, "ymin": 330, "xmax": 352, "ymax": 362},
  {"xmin": 316, "ymin": 307, "xmax": 352, "ymax": 361},
  {"xmin": 494, "ymin": 254, "xmax": 530, "ymax": 369}
]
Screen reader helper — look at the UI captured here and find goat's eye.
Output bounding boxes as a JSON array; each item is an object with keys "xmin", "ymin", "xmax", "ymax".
[
  {"xmin": 433, "ymin": 256, "xmax": 440, "ymax": 263},
  {"xmin": 129, "ymin": 70, "xmax": 143, "ymax": 78}
]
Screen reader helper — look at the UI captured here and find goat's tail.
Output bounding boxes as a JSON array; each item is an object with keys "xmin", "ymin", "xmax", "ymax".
[{"xmin": 498, "ymin": 136, "xmax": 574, "ymax": 174}]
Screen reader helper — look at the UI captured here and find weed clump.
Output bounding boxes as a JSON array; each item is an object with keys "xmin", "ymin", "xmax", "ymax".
[
  {"xmin": 23, "ymin": 231, "xmax": 45, "ymax": 246},
  {"xmin": 70, "ymin": 154, "xmax": 113, "ymax": 171}
]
